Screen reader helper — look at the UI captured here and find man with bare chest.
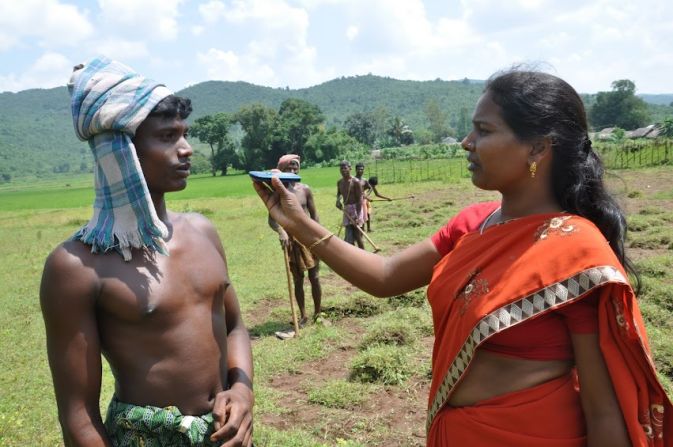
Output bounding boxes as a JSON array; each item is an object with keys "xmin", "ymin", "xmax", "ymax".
[
  {"xmin": 40, "ymin": 57, "xmax": 253, "ymax": 447},
  {"xmin": 335, "ymin": 160, "xmax": 364, "ymax": 248},
  {"xmin": 268, "ymin": 155, "xmax": 322, "ymax": 326},
  {"xmin": 354, "ymin": 162, "xmax": 391, "ymax": 232}
]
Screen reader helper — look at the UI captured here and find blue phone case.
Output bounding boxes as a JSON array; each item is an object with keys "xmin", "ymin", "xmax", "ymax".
[{"xmin": 248, "ymin": 171, "xmax": 301, "ymax": 184}]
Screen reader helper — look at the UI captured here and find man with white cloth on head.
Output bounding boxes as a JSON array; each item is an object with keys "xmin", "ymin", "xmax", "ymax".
[{"xmin": 40, "ymin": 56, "xmax": 254, "ymax": 447}]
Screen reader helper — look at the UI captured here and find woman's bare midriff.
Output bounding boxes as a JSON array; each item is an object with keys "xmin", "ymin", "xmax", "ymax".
[{"xmin": 447, "ymin": 349, "xmax": 574, "ymax": 407}]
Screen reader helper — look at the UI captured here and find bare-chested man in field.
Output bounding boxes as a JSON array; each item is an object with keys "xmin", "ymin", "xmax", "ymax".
[
  {"xmin": 40, "ymin": 57, "xmax": 253, "ymax": 447},
  {"xmin": 268, "ymin": 155, "xmax": 322, "ymax": 326},
  {"xmin": 335, "ymin": 160, "xmax": 364, "ymax": 248}
]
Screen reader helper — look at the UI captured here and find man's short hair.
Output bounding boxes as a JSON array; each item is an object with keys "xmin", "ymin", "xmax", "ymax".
[
  {"xmin": 339, "ymin": 160, "xmax": 351, "ymax": 168},
  {"xmin": 355, "ymin": 162, "xmax": 365, "ymax": 169},
  {"xmin": 148, "ymin": 95, "xmax": 193, "ymax": 120},
  {"xmin": 369, "ymin": 176, "xmax": 379, "ymax": 186}
]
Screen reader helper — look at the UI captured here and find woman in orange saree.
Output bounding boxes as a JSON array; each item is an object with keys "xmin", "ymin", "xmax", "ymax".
[
  {"xmin": 426, "ymin": 211, "xmax": 671, "ymax": 445},
  {"xmin": 253, "ymin": 69, "xmax": 672, "ymax": 446}
]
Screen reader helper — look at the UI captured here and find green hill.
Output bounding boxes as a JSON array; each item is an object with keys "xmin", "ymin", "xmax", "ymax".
[{"xmin": 1, "ymin": 75, "xmax": 671, "ymax": 182}]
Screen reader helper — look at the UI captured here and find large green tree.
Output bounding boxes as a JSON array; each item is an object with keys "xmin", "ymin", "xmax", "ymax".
[
  {"xmin": 190, "ymin": 112, "xmax": 236, "ymax": 175},
  {"xmin": 386, "ymin": 116, "xmax": 414, "ymax": 146},
  {"xmin": 235, "ymin": 104, "xmax": 277, "ymax": 171},
  {"xmin": 305, "ymin": 127, "xmax": 364, "ymax": 163},
  {"xmin": 272, "ymin": 98, "xmax": 325, "ymax": 165},
  {"xmin": 659, "ymin": 117, "xmax": 673, "ymax": 137},
  {"xmin": 343, "ymin": 112, "xmax": 376, "ymax": 146},
  {"xmin": 424, "ymin": 99, "xmax": 451, "ymax": 143},
  {"xmin": 589, "ymin": 80, "xmax": 650, "ymax": 130}
]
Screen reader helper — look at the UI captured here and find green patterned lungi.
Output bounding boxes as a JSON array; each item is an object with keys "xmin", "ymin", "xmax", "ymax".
[{"xmin": 104, "ymin": 395, "xmax": 217, "ymax": 446}]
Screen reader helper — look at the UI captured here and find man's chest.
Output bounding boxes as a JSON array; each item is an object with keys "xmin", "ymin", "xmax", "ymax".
[{"xmin": 95, "ymin": 240, "xmax": 229, "ymax": 322}]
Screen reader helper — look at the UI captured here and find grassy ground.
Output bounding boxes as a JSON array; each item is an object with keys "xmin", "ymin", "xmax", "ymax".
[{"xmin": 0, "ymin": 166, "xmax": 671, "ymax": 446}]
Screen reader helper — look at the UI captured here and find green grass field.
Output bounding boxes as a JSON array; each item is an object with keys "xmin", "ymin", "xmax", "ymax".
[{"xmin": 0, "ymin": 165, "xmax": 671, "ymax": 446}]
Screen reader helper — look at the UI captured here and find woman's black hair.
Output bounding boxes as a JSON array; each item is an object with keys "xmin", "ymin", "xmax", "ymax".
[
  {"xmin": 148, "ymin": 95, "xmax": 193, "ymax": 120},
  {"xmin": 484, "ymin": 69, "xmax": 639, "ymax": 291}
]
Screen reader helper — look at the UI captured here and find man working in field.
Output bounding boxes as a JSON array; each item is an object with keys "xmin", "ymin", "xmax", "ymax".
[
  {"xmin": 268, "ymin": 155, "xmax": 322, "ymax": 326},
  {"xmin": 354, "ymin": 162, "xmax": 391, "ymax": 232},
  {"xmin": 40, "ymin": 57, "xmax": 253, "ymax": 447},
  {"xmin": 336, "ymin": 160, "xmax": 365, "ymax": 248}
]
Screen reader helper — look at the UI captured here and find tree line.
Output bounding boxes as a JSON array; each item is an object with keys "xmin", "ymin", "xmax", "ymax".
[
  {"xmin": 192, "ymin": 77, "xmax": 673, "ymax": 176},
  {"xmin": 190, "ymin": 97, "xmax": 461, "ymax": 175}
]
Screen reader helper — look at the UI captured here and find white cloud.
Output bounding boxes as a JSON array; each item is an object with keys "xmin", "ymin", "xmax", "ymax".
[
  {"xmin": 0, "ymin": 0, "xmax": 93, "ymax": 50},
  {"xmin": 97, "ymin": 0, "xmax": 184, "ymax": 41},
  {"xmin": 346, "ymin": 25, "xmax": 359, "ymax": 41},
  {"xmin": 192, "ymin": 25, "xmax": 205, "ymax": 36},
  {"xmin": 92, "ymin": 39, "xmax": 150, "ymax": 61},
  {"xmin": 193, "ymin": 0, "xmax": 332, "ymax": 87},
  {"xmin": 0, "ymin": 52, "xmax": 72, "ymax": 92},
  {"xmin": 197, "ymin": 48, "xmax": 276, "ymax": 85},
  {"xmin": 198, "ymin": 0, "xmax": 227, "ymax": 24}
]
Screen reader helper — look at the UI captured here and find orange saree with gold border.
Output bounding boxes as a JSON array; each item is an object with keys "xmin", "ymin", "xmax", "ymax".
[{"xmin": 426, "ymin": 212, "xmax": 671, "ymax": 446}]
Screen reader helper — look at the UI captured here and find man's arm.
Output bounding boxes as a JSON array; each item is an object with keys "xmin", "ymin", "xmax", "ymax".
[
  {"xmin": 353, "ymin": 180, "xmax": 364, "ymax": 214},
  {"xmin": 371, "ymin": 184, "xmax": 392, "ymax": 201},
  {"xmin": 268, "ymin": 215, "xmax": 290, "ymax": 247},
  {"xmin": 335, "ymin": 180, "xmax": 343, "ymax": 209},
  {"xmin": 40, "ymin": 245, "xmax": 111, "ymax": 447},
  {"xmin": 305, "ymin": 186, "xmax": 320, "ymax": 224},
  {"xmin": 198, "ymin": 218, "xmax": 254, "ymax": 447}
]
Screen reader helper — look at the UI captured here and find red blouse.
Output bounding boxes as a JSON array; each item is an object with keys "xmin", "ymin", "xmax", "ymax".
[{"xmin": 430, "ymin": 202, "xmax": 598, "ymax": 361}]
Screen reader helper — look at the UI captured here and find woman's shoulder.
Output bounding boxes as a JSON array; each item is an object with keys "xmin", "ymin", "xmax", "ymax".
[{"xmin": 452, "ymin": 201, "xmax": 500, "ymax": 228}]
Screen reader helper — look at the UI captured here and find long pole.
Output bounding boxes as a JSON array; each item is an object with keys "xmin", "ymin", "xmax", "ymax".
[
  {"xmin": 368, "ymin": 195, "xmax": 415, "ymax": 202},
  {"xmin": 282, "ymin": 245, "xmax": 300, "ymax": 336},
  {"xmin": 343, "ymin": 211, "xmax": 381, "ymax": 252}
]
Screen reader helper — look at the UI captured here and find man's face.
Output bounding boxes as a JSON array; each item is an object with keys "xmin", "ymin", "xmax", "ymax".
[
  {"xmin": 133, "ymin": 116, "xmax": 192, "ymax": 193},
  {"xmin": 283, "ymin": 160, "xmax": 300, "ymax": 174},
  {"xmin": 340, "ymin": 164, "xmax": 351, "ymax": 178},
  {"xmin": 355, "ymin": 165, "xmax": 365, "ymax": 177}
]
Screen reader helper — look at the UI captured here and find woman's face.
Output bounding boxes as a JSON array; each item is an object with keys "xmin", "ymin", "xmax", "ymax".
[{"xmin": 461, "ymin": 91, "xmax": 531, "ymax": 193}]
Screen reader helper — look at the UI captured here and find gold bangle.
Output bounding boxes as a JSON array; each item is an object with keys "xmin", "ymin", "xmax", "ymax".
[{"xmin": 307, "ymin": 232, "xmax": 334, "ymax": 252}]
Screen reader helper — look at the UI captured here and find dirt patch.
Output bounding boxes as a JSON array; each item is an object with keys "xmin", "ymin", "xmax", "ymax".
[{"xmin": 258, "ymin": 319, "xmax": 432, "ymax": 446}]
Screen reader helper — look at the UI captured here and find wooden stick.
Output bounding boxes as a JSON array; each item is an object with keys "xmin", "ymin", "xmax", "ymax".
[
  {"xmin": 282, "ymin": 245, "xmax": 300, "ymax": 336},
  {"xmin": 369, "ymin": 195, "xmax": 416, "ymax": 202},
  {"xmin": 343, "ymin": 212, "xmax": 381, "ymax": 252}
]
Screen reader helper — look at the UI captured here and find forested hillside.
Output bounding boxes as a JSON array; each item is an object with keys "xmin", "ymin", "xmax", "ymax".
[{"xmin": 0, "ymin": 75, "xmax": 671, "ymax": 181}]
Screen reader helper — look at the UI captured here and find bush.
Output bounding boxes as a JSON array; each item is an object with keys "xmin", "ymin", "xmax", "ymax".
[
  {"xmin": 324, "ymin": 294, "xmax": 388, "ymax": 319},
  {"xmin": 359, "ymin": 318, "xmax": 417, "ymax": 350},
  {"xmin": 350, "ymin": 345, "xmax": 412, "ymax": 385}
]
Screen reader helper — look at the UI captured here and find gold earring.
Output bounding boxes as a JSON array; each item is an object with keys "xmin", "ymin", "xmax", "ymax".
[{"xmin": 529, "ymin": 161, "xmax": 537, "ymax": 178}]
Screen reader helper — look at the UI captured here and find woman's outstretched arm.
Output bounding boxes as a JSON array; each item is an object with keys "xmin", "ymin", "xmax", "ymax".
[{"xmin": 254, "ymin": 177, "xmax": 441, "ymax": 297}]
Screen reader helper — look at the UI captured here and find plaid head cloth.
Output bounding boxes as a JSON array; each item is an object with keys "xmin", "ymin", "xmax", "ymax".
[{"xmin": 68, "ymin": 56, "xmax": 173, "ymax": 261}]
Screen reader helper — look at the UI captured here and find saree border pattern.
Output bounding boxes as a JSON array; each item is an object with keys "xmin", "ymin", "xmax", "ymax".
[{"xmin": 426, "ymin": 265, "xmax": 627, "ymax": 432}]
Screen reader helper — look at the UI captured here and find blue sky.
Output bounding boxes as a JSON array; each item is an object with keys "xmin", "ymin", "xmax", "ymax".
[{"xmin": 1, "ymin": 0, "xmax": 671, "ymax": 94}]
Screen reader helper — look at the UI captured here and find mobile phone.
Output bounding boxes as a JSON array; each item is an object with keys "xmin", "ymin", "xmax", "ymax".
[{"xmin": 248, "ymin": 171, "xmax": 301, "ymax": 185}]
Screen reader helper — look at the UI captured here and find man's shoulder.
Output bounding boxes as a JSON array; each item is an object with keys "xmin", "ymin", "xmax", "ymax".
[
  {"xmin": 170, "ymin": 211, "xmax": 223, "ymax": 250},
  {"xmin": 171, "ymin": 211, "xmax": 215, "ymax": 232},
  {"xmin": 45, "ymin": 240, "xmax": 98, "ymax": 272},
  {"xmin": 41, "ymin": 240, "xmax": 102, "ymax": 301}
]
